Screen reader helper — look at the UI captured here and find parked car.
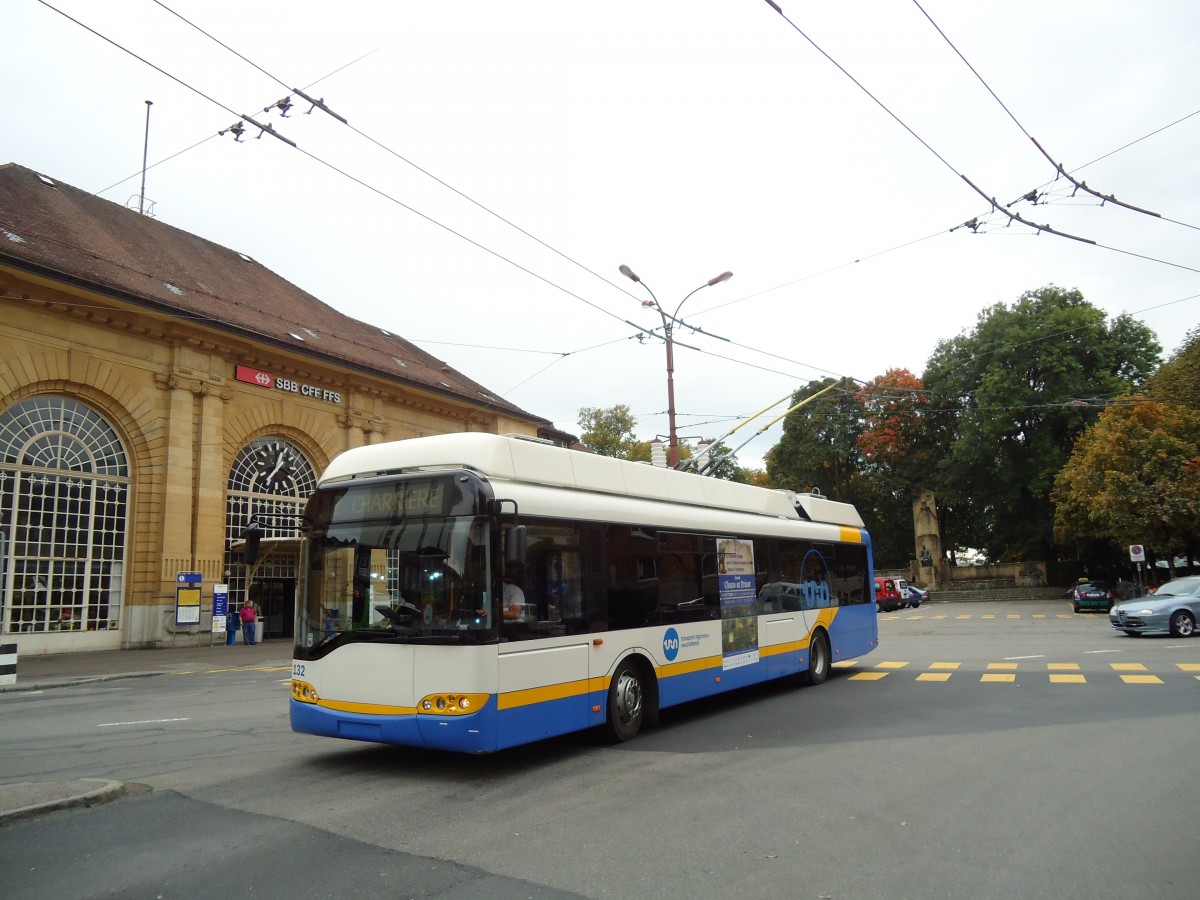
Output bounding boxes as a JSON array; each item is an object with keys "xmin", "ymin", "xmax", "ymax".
[
  {"xmin": 874, "ymin": 577, "xmax": 905, "ymax": 612},
  {"xmin": 1110, "ymin": 576, "xmax": 1200, "ymax": 637},
  {"xmin": 1069, "ymin": 581, "xmax": 1113, "ymax": 613},
  {"xmin": 906, "ymin": 585, "xmax": 928, "ymax": 607}
]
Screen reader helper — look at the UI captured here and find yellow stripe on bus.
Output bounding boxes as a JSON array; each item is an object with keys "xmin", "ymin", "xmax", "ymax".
[
  {"xmin": 319, "ymin": 698, "xmax": 419, "ymax": 716},
  {"xmin": 318, "ymin": 615, "xmax": 844, "ymax": 717},
  {"xmin": 498, "ymin": 678, "xmax": 593, "ymax": 710},
  {"xmin": 657, "ymin": 655, "xmax": 721, "ymax": 678}
]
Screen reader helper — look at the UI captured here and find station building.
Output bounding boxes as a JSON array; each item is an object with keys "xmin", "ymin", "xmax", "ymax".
[{"xmin": 0, "ymin": 163, "xmax": 560, "ymax": 654}]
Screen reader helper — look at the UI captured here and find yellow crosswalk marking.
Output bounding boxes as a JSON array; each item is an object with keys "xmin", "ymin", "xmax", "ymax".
[{"xmin": 841, "ymin": 659, "xmax": 1187, "ymax": 685}]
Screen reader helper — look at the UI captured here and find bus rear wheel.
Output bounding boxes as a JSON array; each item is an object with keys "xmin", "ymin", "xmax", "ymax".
[
  {"xmin": 604, "ymin": 659, "xmax": 646, "ymax": 742},
  {"xmin": 804, "ymin": 629, "xmax": 830, "ymax": 686}
]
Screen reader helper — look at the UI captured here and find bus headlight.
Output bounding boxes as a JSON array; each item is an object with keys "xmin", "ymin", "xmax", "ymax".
[
  {"xmin": 291, "ymin": 680, "xmax": 319, "ymax": 704},
  {"xmin": 417, "ymin": 692, "xmax": 489, "ymax": 716}
]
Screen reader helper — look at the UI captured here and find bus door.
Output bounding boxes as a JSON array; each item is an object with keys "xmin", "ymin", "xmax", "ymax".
[{"xmin": 497, "ymin": 536, "xmax": 591, "ymax": 742}]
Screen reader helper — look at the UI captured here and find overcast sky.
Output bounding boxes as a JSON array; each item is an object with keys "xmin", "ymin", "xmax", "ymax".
[{"xmin": 7, "ymin": 1, "xmax": 1199, "ymax": 470}]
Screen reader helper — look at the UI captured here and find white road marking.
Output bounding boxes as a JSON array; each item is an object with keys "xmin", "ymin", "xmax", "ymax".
[{"xmin": 97, "ymin": 717, "xmax": 191, "ymax": 727}]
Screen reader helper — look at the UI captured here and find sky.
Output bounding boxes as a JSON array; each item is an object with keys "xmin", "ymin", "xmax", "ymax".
[{"xmin": 7, "ymin": 1, "xmax": 1200, "ymax": 471}]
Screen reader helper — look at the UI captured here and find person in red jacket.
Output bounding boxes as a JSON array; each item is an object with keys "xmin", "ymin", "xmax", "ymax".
[{"xmin": 239, "ymin": 599, "xmax": 258, "ymax": 645}]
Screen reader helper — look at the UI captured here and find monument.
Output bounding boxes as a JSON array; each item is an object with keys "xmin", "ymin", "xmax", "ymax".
[{"xmin": 912, "ymin": 490, "xmax": 942, "ymax": 588}]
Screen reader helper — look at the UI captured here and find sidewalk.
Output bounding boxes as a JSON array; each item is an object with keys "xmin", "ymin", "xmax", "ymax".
[
  {"xmin": 1, "ymin": 638, "xmax": 291, "ymax": 824},
  {"xmin": 1, "ymin": 636, "xmax": 290, "ymax": 693}
]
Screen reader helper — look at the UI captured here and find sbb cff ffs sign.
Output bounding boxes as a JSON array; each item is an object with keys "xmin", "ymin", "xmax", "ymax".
[{"xmin": 235, "ymin": 365, "xmax": 341, "ymax": 404}]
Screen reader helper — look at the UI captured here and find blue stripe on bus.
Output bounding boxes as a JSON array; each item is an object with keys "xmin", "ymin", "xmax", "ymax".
[
  {"xmin": 291, "ymin": 697, "xmax": 499, "ymax": 753},
  {"xmin": 292, "ymin": 605, "xmax": 878, "ymax": 752}
]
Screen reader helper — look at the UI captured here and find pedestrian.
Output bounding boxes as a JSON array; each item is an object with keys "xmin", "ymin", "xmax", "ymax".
[{"xmin": 239, "ymin": 599, "xmax": 257, "ymax": 645}]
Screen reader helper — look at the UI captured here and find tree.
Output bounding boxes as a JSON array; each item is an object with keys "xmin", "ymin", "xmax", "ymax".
[
  {"xmin": 767, "ymin": 378, "xmax": 864, "ymax": 502},
  {"xmin": 853, "ymin": 370, "xmax": 934, "ymax": 568},
  {"xmin": 1054, "ymin": 328, "xmax": 1200, "ymax": 569},
  {"xmin": 855, "ymin": 369, "xmax": 930, "ymax": 483},
  {"xmin": 577, "ymin": 405, "xmax": 640, "ymax": 459},
  {"xmin": 1146, "ymin": 325, "xmax": 1200, "ymax": 406},
  {"xmin": 1054, "ymin": 398, "xmax": 1200, "ymax": 560},
  {"xmin": 767, "ymin": 377, "xmax": 921, "ymax": 567},
  {"xmin": 922, "ymin": 285, "xmax": 1161, "ymax": 562}
]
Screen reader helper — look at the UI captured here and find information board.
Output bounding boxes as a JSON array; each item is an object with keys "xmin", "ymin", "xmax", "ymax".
[
  {"xmin": 176, "ymin": 586, "xmax": 202, "ymax": 625},
  {"xmin": 212, "ymin": 584, "xmax": 229, "ymax": 633}
]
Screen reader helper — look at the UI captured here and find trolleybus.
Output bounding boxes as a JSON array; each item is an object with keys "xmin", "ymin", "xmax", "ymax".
[{"xmin": 290, "ymin": 433, "xmax": 877, "ymax": 752}]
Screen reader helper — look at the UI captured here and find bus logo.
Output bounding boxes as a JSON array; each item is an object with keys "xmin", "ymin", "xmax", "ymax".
[{"xmin": 663, "ymin": 627, "xmax": 680, "ymax": 661}]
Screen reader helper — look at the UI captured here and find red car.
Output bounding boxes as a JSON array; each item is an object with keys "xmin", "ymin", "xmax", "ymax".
[{"xmin": 874, "ymin": 577, "xmax": 905, "ymax": 612}]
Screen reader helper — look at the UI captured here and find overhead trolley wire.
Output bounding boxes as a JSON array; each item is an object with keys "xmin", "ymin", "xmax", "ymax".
[
  {"xmin": 910, "ymin": 0, "xmax": 1200, "ymax": 235},
  {"xmin": 145, "ymin": 0, "xmax": 645, "ymax": 307},
  {"xmin": 35, "ymin": 0, "xmax": 643, "ymax": 337},
  {"xmin": 107, "ymin": 1, "xmax": 863, "ymax": 401}
]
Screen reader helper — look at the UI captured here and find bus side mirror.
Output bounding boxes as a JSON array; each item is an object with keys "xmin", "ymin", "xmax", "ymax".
[{"xmin": 504, "ymin": 524, "xmax": 527, "ymax": 565}]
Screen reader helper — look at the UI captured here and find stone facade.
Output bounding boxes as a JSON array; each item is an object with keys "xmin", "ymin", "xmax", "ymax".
[{"xmin": 0, "ymin": 164, "xmax": 552, "ymax": 653}]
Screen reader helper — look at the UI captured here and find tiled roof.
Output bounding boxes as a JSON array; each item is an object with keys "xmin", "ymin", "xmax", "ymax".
[{"xmin": 0, "ymin": 163, "xmax": 545, "ymax": 424}]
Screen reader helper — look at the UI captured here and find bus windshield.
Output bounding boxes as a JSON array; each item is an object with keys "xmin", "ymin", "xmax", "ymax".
[{"xmin": 296, "ymin": 477, "xmax": 495, "ymax": 654}]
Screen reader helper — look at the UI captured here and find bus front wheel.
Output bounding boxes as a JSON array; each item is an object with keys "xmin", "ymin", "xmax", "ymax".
[
  {"xmin": 804, "ymin": 629, "xmax": 830, "ymax": 686},
  {"xmin": 604, "ymin": 659, "xmax": 647, "ymax": 742}
]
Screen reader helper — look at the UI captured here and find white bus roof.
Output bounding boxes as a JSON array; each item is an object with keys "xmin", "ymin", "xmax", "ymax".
[{"xmin": 319, "ymin": 433, "xmax": 865, "ymax": 529}]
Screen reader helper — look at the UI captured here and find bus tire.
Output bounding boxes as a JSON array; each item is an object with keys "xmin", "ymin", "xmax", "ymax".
[
  {"xmin": 603, "ymin": 658, "xmax": 647, "ymax": 743},
  {"xmin": 804, "ymin": 629, "xmax": 830, "ymax": 686}
]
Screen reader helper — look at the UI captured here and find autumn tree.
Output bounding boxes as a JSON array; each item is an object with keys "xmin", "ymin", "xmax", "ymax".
[
  {"xmin": 922, "ymin": 286, "xmax": 1160, "ymax": 561},
  {"xmin": 856, "ymin": 369, "xmax": 930, "ymax": 483},
  {"xmin": 853, "ymin": 369, "xmax": 933, "ymax": 567},
  {"xmin": 1146, "ymin": 325, "xmax": 1200, "ymax": 405},
  {"xmin": 1054, "ymin": 399, "xmax": 1200, "ymax": 560},
  {"xmin": 1055, "ymin": 328, "xmax": 1200, "ymax": 568}
]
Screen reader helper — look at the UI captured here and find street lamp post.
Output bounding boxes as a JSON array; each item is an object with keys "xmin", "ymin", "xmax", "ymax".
[{"xmin": 619, "ymin": 265, "xmax": 733, "ymax": 468}]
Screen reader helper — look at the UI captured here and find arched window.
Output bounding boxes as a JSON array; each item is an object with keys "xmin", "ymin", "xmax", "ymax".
[
  {"xmin": 224, "ymin": 438, "xmax": 317, "ymax": 638},
  {"xmin": 225, "ymin": 437, "xmax": 317, "ymax": 550},
  {"xmin": 0, "ymin": 396, "xmax": 131, "ymax": 634}
]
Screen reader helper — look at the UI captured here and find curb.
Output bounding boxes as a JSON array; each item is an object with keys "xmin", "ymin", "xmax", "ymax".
[{"xmin": 0, "ymin": 778, "xmax": 132, "ymax": 826}]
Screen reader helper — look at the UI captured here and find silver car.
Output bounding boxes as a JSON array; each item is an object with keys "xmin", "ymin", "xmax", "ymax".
[{"xmin": 1109, "ymin": 576, "xmax": 1200, "ymax": 637}]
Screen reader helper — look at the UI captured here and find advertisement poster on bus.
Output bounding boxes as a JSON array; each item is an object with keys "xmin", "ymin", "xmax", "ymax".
[{"xmin": 717, "ymin": 538, "xmax": 759, "ymax": 670}]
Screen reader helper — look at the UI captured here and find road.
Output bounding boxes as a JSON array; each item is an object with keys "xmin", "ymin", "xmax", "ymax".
[{"xmin": 2, "ymin": 600, "xmax": 1197, "ymax": 899}]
